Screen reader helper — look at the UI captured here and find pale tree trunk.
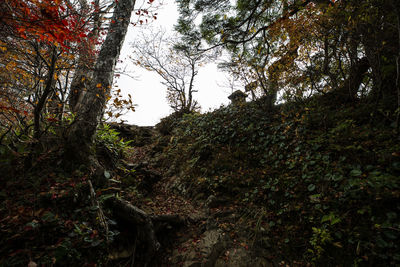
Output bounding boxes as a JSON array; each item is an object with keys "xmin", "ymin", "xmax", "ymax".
[
  {"xmin": 69, "ymin": 0, "xmax": 93, "ymax": 112},
  {"xmin": 66, "ymin": 0, "xmax": 136, "ymax": 163},
  {"xmin": 69, "ymin": 0, "xmax": 114, "ymax": 112}
]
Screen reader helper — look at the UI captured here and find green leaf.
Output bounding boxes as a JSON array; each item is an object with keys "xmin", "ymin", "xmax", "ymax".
[
  {"xmin": 321, "ymin": 214, "xmax": 331, "ymax": 223},
  {"xmin": 386, "ymin": 212, "xmax": 397, "ymax": 220},
  {"xmin": 331, "ymin": 217, "xmax": 341, "ymax": 225},
  {"xmin": 308, "ymin": 184, "xmax": 316, "ymax": 192},
  {"xmin": 104, "ymin": 170, "xmax": 111, "ymax": 179},
  {"xmin": 321, "ymin": 212, "xmax": 341, "ymax": 225},
  {"xmin": 376, "ymin": 238, "xmax": 389, "ymax": 248},
  {"xmin": 90, "ymin": 205, "xmax": 99, "ymax": 211},
  {"xmin": 99, "ymin": 194, "xmax": 115, "ymax": 202},
  {"xmin": 350, "ymin": 169, "xmax": 362, "ymax": 176}
]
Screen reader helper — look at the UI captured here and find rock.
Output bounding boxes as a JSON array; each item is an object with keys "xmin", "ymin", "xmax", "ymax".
[
  {"xmin": 108, "ymin": 123, "xmax": 155, "ymax": 146},
  {"xmin": 215, "ymin": 248, "xmax": 273, "ymax": 267},
  {"xmin": 168, "ymin": 176, "xmax": 189, "ymax": 195},
  {"xmin": 171, "ymin": 229, "xmax": 229, "ymax": 267},
  {"xmin": 206, "ymin": 217, "xmax": 218, "ymax": 231},
  {"xmin": 199, "ymin": 229, "xmax": 228, "ymax": 266}
]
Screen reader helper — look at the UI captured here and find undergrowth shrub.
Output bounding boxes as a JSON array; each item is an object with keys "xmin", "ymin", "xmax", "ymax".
[{"xmin": 95, "ymin": 123, "xmax": 132, "ymax": 168}]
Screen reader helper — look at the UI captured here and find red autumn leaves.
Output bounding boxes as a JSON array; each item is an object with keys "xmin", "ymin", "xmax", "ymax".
[{"xmin": 3, "ymin": 0, "xmax": 88, "ymax": 48}]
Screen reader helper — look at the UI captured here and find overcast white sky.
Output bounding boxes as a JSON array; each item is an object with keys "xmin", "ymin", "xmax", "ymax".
[{"xmin": 114, "ymin": 1, "xmax": 232, "ymax": 126}]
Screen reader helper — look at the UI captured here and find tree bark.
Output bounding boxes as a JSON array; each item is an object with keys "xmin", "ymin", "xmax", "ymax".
[
  {"xmin": 68, "ymin": 0, "xmax": 93, "ymax": 112},
  {"xmin": 65, "ymin": 0, "xmax": 136, "ymax": 164},
  {"xmin": 69, "ymin": 0, "xmax": 114, "ymax": 112}
]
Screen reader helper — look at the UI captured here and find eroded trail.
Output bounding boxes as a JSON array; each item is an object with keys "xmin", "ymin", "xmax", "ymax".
[{"xmin": 115, "ymin": 140, "xmax": 278, "ymax": 267}]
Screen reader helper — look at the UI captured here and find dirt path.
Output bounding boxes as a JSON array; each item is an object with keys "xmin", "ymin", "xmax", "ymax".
[
  {"xmin": 119, "ymin": 144, "xmax": 277, "ymax": 266},
  {"xmin": 121, "ymin": 145, "xmax": 212, "ymax": 265}
]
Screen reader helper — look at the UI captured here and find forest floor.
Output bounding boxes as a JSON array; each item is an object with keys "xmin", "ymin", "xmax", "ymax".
[
  {"xmin": 0, "ymin": 133, "xmax": 277, "ymax": 267},
  {"xmin": 1, "ymin": 99, "xmax": 399, "ymax": 266}
]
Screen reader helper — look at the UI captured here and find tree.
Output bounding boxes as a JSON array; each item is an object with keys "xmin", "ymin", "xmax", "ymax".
[
  {"xmin": 0, "ymin": 0, "xmax": 87, "ymax": 47},
  {"xmin": 131, "ymin": 28, "xmax": 205, "ymax": 113},
  {"xmin": 0, "ymin": 0, "xmax": 88, "ymax": 145},
  {"xmin": 68, "ymin": 0, "xmax": 159, "ymax": 113},
  {"xmin": 176, "ymin": 0, "xmax": 400, "ymax": 109},
  {"xmin": 68, "ymin": 0, "xmax": 114, "ymax": 112},
  {"xmin": 0, "ymin": 0, "xmax": 158, "ymax": 166},
  {"xmin": 65, "ymin": 0, "xmax": 137, "ymax": 163}
]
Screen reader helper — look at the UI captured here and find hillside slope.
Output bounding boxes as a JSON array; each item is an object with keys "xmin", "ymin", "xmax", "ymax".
[
  {"xmin": 1, "ymin": 96, "xmax": 399, "ymax": 266},
  {"xmin": 149, "ymin": 96, "xmax": 400, "ymax": 266}
]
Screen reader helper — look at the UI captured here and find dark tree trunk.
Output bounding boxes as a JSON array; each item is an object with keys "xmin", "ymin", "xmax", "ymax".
[
  {"xmin": 332, "ymin": 57, "xmax": 370, "ymax": 101},
  {"xmin": 361, "ymin": 1, "xmax": 399, "ymax": 108},
  {"xmin": 65, "ymin": 0, "xmax": 136, "ymax": 164}
]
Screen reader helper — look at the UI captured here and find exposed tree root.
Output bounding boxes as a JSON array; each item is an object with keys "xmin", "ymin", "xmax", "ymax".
[
  {"xmin": 105, "ymin": 197, "xmax": 159, "ymax": 266},
  {"xmin": 105, "ymin": 197, "xmax": 186, "ymax": 266}
]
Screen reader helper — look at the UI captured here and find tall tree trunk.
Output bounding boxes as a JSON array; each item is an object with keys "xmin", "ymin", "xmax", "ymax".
[
  {"xmin": 69, "ymin": 0, "xmax": 112, "ymax": 112},
  {"xmin": 68, "ymin": 0, "xmax": 93, "ymax": 112},
  {"xmin": 332, "ymin": 57, "xmax": 370, "ymax": 101},
  {"xmin": 65, "ymin": 0, "xmax": 136, "ymax": 164},
  {"xmin": 360, "ymin": 1, "xmax": 399, "ymax": 107}
]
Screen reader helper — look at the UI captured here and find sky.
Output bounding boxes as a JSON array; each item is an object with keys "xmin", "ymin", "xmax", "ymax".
[{"xmin": 114, "ymin": 1, "xmax": 232, "ymax": 126}]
